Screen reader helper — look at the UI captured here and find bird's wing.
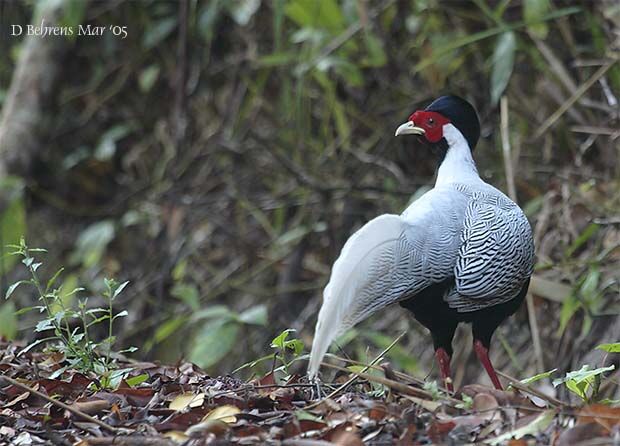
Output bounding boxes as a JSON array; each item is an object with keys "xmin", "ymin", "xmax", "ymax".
[
  {"xmin": 308, "ymin": 191, "xmax": 463, "ymax": 379},
  {"xmin": 449, "ymin": 192, "xmax": 534, "ymax": 312}
]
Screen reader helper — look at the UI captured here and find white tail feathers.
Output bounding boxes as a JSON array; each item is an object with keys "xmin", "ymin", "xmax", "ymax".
[{"xmin": 307, "ymin": 214, "xmax": 405, "ymax": 379}]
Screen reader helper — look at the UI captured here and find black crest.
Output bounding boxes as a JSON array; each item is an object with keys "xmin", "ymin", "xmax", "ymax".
[{"xmin": 425, "ymin": 95, "xmax": 480, "ymax": 150}]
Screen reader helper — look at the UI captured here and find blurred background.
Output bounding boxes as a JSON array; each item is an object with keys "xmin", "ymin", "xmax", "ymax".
[{"xmin": 0, "ymin": 0, "xmax": 618, "ymax": 392}]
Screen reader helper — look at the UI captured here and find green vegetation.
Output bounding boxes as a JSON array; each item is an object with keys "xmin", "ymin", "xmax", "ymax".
[
  {"xmin": 0, "ymin": 0, "xmax": 618, "ymax": 403},
  {"xmin": 5, "ymin": 238, "xmax": 134, "ymax": 385}
]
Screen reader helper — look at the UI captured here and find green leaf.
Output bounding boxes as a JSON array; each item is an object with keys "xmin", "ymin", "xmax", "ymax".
[
  {"xmin": 5, "ymin": 280, "xmax": 30, "ymax": 299},
  {"xmin": 0, "ymin": 177, "xmax": 26, "ymax": 271},
  {"xmin": 285, "ymin": 0, "xmax": 344, "ymax": 33},
  {"xmin": 46, "ymin": 268, "xmax": 65, "ymax": 293},
  {"xmin": 112, "ymin": 281, "xmax": 130, "ymax": 300},
  {"xmin": 257, "ymin": 52, "xmax": 296, "ymax": 67},
  {"xmin": 189, "ymin": 320, "xmax": 240, "ymax": 369},
  {"xmin": 0, "ymin": 302, "xmax": 17, "ymax": 339},
  {"xmin": 552, "ymin": 365, "xmax": 615, "ymax": 400},
  {"xmin": 15, "ymin": 305, "xmax": 42, "ymax": 316},
  {"xmin": 18, "ymin": 337, "xmax": 55, "ymax": 356},
  {"xmin": 226, "ymin": 0, "xmax": 260, "ymax": 26},
  {"xmin": 271, "ymin": 329, "xmax": 294, "ymax": 350},
  {"xmin": 580, "ymin": 267, "xmax": 600, "ymax": 300},
  {"xmin": 59, "ymin": 0, "xmax": 86, "ymax": 34},
  {"xmin": 112, "ymin": 310, "xmax": 128, "ymax": 320},
  {"xmin": 95, "ymin": 125, "xmax": 131, "ymax": 161},
  {"xmin": 596, "ymin": 343, "xmax": 620, "ymax": 353},
  {"xmin": 139, "ymin": 65, "xmax": 160, "ymax": 93},
  {"xmin": 35, "ymin": 318, "xmax": 55, "ymax": 332},
  {"xmin": 70, "ymin": 220, "xmax": 115, "ymax": 268},
  {"xmin": 566, "ymin": 223, "xmax": 599, "ymax": 258},
  {"xmin": 153, "ymin": 316, "xmax": 188, "ymax": 344},
  {"xmin": 171, "ymin": 283, "xmax": 200, "ymax": 311},
  {"xmin": 284, "ymin": 339, "xmax": 304, "ymax": 356},
  {"xmin": 490, "ymin": 31, "xmax": 516, "ymax": 105},
  {"xmin": 362, "ymin": 32, "xmax": 387, "ymax": 67},
  {"xmin": 524, "ymin": 0, "xmax": 551, "ymax": 39},
  {"xmin": 190, "ymin": 305, "xmax": 234, "ymax": 322},
  {"xmin": 558, "ymin": 295, "xmax": 580, "ymax": 335},
  {"xmin": 520, "ymin": 368, "xmax": 557, "ymax": 385},
  {"xmin": 125, "ymin": 373, "xmax": 149, "ymax": 387},
  {"xmin": 143, "ymin": 17, "xmax": 177, "ymax": 49},
  {"xmin": 239, "ymin": 305, "xmax": 267, "ymax": 325}
]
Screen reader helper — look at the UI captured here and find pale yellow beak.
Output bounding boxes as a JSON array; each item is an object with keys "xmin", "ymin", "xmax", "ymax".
[{"xmin": 395, "ymin": 121, "xmax": 425, "ymax": 136}]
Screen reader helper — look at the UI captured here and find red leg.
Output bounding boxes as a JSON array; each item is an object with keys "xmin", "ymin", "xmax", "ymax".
[
  {"xmin": 435, "ymin": 347, "xmax": 453, "ymax": 392},
  {"xmin": 473, "ymin": 339, "xmax": 503, "ymax": 390}
]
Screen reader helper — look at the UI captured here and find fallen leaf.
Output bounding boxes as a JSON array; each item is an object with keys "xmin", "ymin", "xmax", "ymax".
[
  {"xmin": 72, "ymin": 399, "xmax": 111, "ymax": 415},
  {"xmin": 556, "ymin": 422, "xmax": 608, "ymax": 446},
  {"xmin": 486, "ymin": 409, "xmax": 556, "ymax": 445},
  {"xmin": 332, "ymin": 430, "xmax": 364, "ymax": 446},
  {"xmin": 4, "ymin": 391, "xmax": 30, "ymax": 408},
  {"xmin": 185, "ymin": 419, "xmax": 229, "ymax": 437},
  {"xmin": 203, "ymin": 404, "xmax": 241, "ymax": 424},
  {"xmin": 577, "ymin": 404, "xmax": 620, "ymax": 431},
  {"xmin": 169, "ymin": 392, "xmax": 205, "ymax": 411},
  {"xmin": 163, "ymin": 431, "xmax": 190, "ymax": 442}
]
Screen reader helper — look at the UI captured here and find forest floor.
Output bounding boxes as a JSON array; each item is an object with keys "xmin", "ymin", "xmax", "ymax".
[{"xmin": 1, "ymin": 341, "xmax": 619, "ymax": 446}]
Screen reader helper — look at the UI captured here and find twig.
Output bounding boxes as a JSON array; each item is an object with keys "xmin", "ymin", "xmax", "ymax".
[
  {"xmin": 323, "ymin": 354, "xmax": 427, "ymax": 388},
  {"xmin": 500, "ymin": 97, "xmax": 517, "ymax": 201},
  {"xmin": 319, "ymin": 362, "xmax": 462, "ymax": 406},
  {"xmin": 0, "ymin": 374, "xmax": 122, "ymax": 434},
  {"xmin": 532, "ymin": 60, "xmax": 618, "ymax": 139},
  {"xmin": 500, "ymin": 96, "xmax": 544, "ymax": 374},
  {"xmin": 298, "ymin": 0, "xmax": 396, "ymax": 75},
  {"xmin": 304, "ymin": 332, "xmax": 405, "ymax": 409},
  {"xmin": 79, "ymin": 438, "xmax": 175, "ymax": 446},
  {"xmin": 496, "ymin": 371, "xmax": 567, "ymax": 408}
]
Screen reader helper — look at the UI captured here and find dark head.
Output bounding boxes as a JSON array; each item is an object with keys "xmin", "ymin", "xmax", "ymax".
[{"xmin": 394, "ymin": 95, "xmax": 480, "ymax": 151}]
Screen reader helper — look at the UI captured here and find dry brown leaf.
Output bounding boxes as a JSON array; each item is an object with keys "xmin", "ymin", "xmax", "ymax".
[
  {"xmin": 4, "ymin": 391, "xmax": 30, "ymax": 408},
  {"xmin": 185, "ymin": 419, "xmax": 230, "ymax": 437},
  {"xmin": 168, "ymin": 392, "xmax": 205, "ymax": 411},
  {"xmin": 577, "ymin": 404, "xmax": 620, "ymax": 431},
  {"xmin": 506, "ymin": 440, "xmax": 528, "ymax": 446},
  {"xmin": 556, "ymin": 422, "xmax": 608, "ymax": 446},
  {"xmin": 163, "ymin": 430, "xmax": 190, "ymax": 443},
  {"xmin": 332, "ymin": 430, "xmax": 364, "ymax": 446},
  {"xmin": 72, "ymin": 399, "xmax": 111, "ymax": 415},
  {"xmin": 203, "ymin": 404, "xmax": 241, "ymax": 423}
]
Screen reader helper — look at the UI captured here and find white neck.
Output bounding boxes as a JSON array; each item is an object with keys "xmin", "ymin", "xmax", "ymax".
[{"xmin": 435, "ymin": 124, "xmax": 481, "ymax": 186}]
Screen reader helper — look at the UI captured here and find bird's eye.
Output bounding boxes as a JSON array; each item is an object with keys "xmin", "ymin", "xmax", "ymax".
[{"xmin": 428, "ymin": 118, "xmax": 434, "ymax": 125}]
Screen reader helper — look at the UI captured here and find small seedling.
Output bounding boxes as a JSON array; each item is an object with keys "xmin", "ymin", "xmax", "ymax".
[{"xmin": 6, "ymin": 237, "xmax": 135, "ymax": 384}]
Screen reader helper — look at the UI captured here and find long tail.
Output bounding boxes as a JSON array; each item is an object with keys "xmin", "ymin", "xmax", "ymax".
[{"xmin": 307, "ymin": 214, "xmax": 406, "ymax": 379}]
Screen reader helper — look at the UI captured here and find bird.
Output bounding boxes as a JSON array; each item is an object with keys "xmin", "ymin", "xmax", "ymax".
[{"xmin": 307, "ymin": 95, "xmax": 534, "ymax": 392}]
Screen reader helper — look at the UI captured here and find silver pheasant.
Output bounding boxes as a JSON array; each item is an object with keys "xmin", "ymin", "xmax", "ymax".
[{"xmin": 308, "ymin": 95, "xmax": 534, "ymax": 391}]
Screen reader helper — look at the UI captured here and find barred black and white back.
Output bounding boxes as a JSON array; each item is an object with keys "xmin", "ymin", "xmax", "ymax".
[{"xmin": 307, "ymin": 123, "xmax": 534, "ymax": 380}]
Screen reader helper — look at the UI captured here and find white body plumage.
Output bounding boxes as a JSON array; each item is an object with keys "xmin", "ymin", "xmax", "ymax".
[{"xmin": 308, "ymin": 124, "xmax": 534, "ymax": 379}]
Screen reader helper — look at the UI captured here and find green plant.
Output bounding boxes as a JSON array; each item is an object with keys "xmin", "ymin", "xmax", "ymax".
[
  {"xmin": 552, "ymin": 365, "xmax": 615, "ymax": 403},
  {"xmin": 270, "ymin": 328, "xmax": 304, "ymax": 375},
  {"xmin": 521, "ymin": 343, "xmax": 620, "ymax": 403},
  {"xmin": 233, "ymin": 328, "xmax": 305, "ymax": 380},
  {"xmin": 6, "ymin": 237, "xmax": 134, "ymax": 380}
]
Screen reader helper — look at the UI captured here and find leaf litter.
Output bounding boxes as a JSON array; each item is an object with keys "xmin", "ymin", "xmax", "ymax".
[{"xmin": 0, "ymin": 340, "xmax": 619, "ymax": 445}]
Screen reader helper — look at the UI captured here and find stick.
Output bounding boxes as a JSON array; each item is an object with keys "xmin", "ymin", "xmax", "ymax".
[
  {"xmin": 532, "ymin": 60, "xmax": 617, "ymax": 139},
  {"xmin": 319, "ymin": 362, "xmax": 462, "ymax": 406},
  {"xmin": 0, "ymin": 375, "xmax": 121, "ymax": 434},
  {"xmin": 304, "ymin": 332, "xmax": 405, "ymax": 409},
  {"xmin": 500, "ymin": 96, "xmax": 545, "ymax": 374},
  {"xmin": 496, "ymin": 370, "xmax": 567, "ymax": 408}
]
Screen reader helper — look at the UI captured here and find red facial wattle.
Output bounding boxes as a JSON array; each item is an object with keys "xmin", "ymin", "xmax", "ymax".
[{"xmin": 409, "ymin": 111, "xmax": 451, "ymax": 143}]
